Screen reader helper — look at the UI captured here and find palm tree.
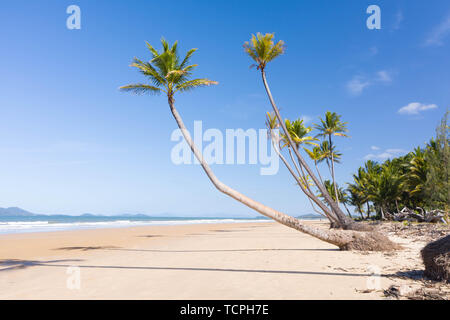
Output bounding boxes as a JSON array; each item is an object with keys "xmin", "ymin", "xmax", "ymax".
[
  {"xmin": 304, "ymin": 146, "xmax": 325, "ymax": 186},
  {"xmin": 347, "ymin": 184, "xmax": 366, "ymax": 219},
  {"xmin": 322, "ymin": 180, "xmax": 352, "ymax": 217},
  {"xmin": 349, "ymin": 167, "xmax": 372, "ymax": 218},
  {"xmin": 282, "ymin": 118, "xmax": 319, "ymax": 191},
  {"xmin": 406, "ymin": 147, "xmax": 428, "ymax": 204},
  {"xmin": 244, "ymin": 33, "xmax": 355, "ymax": 230},
  {"xmin": 120, "ymin": 38, "xmax": 394, "ymax": 250},
  {"xmin": 318, "ymin": 140, "xmax": 342, "ymax": 173},
  {"xmin": 265, "ymin": 113, "xmax": 340, "ymax": 224},
  {"xmin": 282, "ymin": 119, "xmax": 319, "ymax": 149},
  {"xmin": 314, "ymin": 111, "xmax": 348, "ymax": 204}
]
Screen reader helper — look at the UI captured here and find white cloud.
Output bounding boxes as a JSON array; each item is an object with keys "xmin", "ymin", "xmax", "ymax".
[
  {"xmin": 346, "ymin": 70, "xmax": 394, "ymax": 95},
  {"xmin": 364, "ymin": 148, "xmax": 407, "ymax": 161},
  {"xmin": 300, "ymin": 115, "xmax": 313, "ymax": 124},
  {"xmin": 425, "ymin": 14, "xmax": 450, "ymax": 46},
  {"xmin": 370, "ymin": 146, "xmax": 380, "ymax": 151},
  {"xmin": 376, "ymin": 70, "xmax": 392, "ymax": 83},
  {"xmin": 398, "ymin": 102, "xmax": 438, "ymax": 115},
  {"xmin": 386, "ymin": 148, "xmax": 407, "ymax": 154},
  {"xmin": 346, "ymin": 76, "xmax": 371, "ymax": 95}
]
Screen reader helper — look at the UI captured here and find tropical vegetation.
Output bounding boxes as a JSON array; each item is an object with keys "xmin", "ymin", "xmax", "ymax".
[
  {"xmin": 346, "ymin": 111, "xmax": 449, "ymax": 220},
  {"xmin": 120, "ymin": 33, "xmax": 416, "ymax": 251}
]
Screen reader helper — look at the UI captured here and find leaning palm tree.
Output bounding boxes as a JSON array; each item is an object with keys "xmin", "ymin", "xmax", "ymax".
[
  {"xmin": 315, "ymin": 111, "xmax": 348, "ymax": 204},
  {"xmin": 282, "ymin": 119, "xmax": 318, "ymax": 149},
  {"xmin": 322, "ymin": 180, "xmax": 352, "ymax": 217},
  {"xmin": 304, "ymin": 146, "xmax": 326, "ymax": 186},
  {"xmin": 265, "ymin": 112, "xmax": 340, "ymax": 224},
  {"xmin": 121, "ymin": 38, "xmax": 398, "ymax": 251},
  {"xmin": 244, "ymin": 33, "xmax": 357, "ymax": 230}
]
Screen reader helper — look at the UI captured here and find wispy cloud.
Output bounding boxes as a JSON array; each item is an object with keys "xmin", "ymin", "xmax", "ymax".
[
  {"xmin": 346, "ymin": 70, "xmax": 393, "ymax": 96},
  {"xmin": 370, "ymin": 146, "xmax": 380, "ymax": 151},
  {"xmin": 364, "ymin": 148, "xmax": 407, "ymax": 161},
  {"xmin": 376, "ymin": 70, "xmax": 392, "ymax": 83},
  {"xmin": 398, "ymin": 102, "xmax": 438, "ymax": 115},
  {"xmin": 346, "ymin": 76, "xmax": 371, "ymax": 95},
  {"xmin": 424, "ymin": 13, "xmax": 450, "ymax": 46},
  {"xmin": 300, "ymin": 115, "xmax": 313, "ymax": 124}
]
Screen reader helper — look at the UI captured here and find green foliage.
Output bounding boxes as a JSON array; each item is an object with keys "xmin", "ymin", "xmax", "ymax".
[
  {"xmin": 347, "ymin": 111, "xmax": 449, "ymax": 218},
  {"xmin": 120, "ymin": 38, "xmax": 217, "ymax": 99},
  {"xmin": 244, "ymin": 33, "xmax": 285, "ymax": 70},
  {"xmin": 314, "ymin": 111, "xmax": 348, "ymax": 139},
  {"xmin": 321, "ymin": 180, "xmax": 347, "ymax": 203},
  {"xmin": 281, "ymin": 119, "xmax": 318, "ymax": 149}
]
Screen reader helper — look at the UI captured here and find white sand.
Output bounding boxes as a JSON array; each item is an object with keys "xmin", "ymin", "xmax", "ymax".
[{"xmin": 0, "ymin": 221, "xmax": 428, "ymax": 299}]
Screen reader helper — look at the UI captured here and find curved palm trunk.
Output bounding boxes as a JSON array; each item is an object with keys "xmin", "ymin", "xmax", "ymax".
[
  {"xmin": 343, "ymin": 202, "xmax": 352, "ymax": 218},
  {"xmin": 328, "ymin": 134, "xmax": 340, "ymax": 205},
  {"xmin": 314, "ymin": 161, "xmax": 325, "ymax": 187},
  {"xmin": 270, "ymin": 132, "xmax": 340, "ymax": 224},
  {"xmin": 260, "ymin": 70, "xmax": 352, "ymax": 228},
  {"xmin": 167, "ymin": 98, "xmax": 389, "ymax": 249}
]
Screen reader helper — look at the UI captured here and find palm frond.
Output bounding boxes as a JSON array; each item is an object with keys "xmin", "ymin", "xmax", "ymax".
[
  {"xmin": 119, "ymin": 84, "xmax": 163, "ymax": 95},
  {"xmin": 180, "ymin": 48, "xmax": 198, "ymax": 68},
  {"xmin": 244, "ymin": 33, "xmax": 285, "ymax": 69},
  {"xmin": 175, "ymin": 79, "xmax": 218, "ymax": 93}
]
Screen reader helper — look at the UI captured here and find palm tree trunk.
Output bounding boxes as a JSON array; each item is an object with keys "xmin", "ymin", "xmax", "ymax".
[
  {"xmin": 328, "ymin": 134, "xmax": 340, "ymax": 205},
  {"xmin": 260, "ymin": 70, "xmax": 351, "ymax": 228},
  {"xmin": 269, "ymin": 131, "xmax": 339, "ymax": 224},
  {"xmin": 343, "ymin": 202, "xmax": 352, "ymax": 218},
  {"xmin": 358, "ymin": 206, "xmax": 364, "ymax": 220},
  {"xmin": 167, "ymin": 98, "xmax": 394, "ymax": 250},
  {"xmin": 380, "ymin": 205, "xmax": 386, "ymax": 220},
  {"xmin": 314, "ymin": 161, "xmax": 325, "ymax": 186},
  {"xmin": 366, "ymin": 202, "xmax": 371, "ymax": 219}
]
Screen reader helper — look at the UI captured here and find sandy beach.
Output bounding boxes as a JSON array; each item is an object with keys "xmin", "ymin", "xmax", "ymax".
[{"xmin": 0, "ymin": 221, "xmax": 446, "ymax": 299}]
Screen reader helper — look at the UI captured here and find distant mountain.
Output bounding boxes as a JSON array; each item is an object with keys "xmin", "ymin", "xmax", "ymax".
[
  {"xmin": 0, "ymin": 207, "xmax": 265, "ymax": 219},
  {"xmin": 0, "ymin": 207, "xmax": 35, "ymax": 216}
]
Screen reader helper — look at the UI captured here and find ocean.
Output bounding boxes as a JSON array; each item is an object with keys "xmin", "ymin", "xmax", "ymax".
[{"xmin": 0, "ymin": 215, "xmax": 273, "ymax": 234}]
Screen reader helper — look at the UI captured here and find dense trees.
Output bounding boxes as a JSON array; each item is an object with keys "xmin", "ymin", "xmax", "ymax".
[{"xmin": 346, "ymin": 111, "xmax": 449, "ymax": 220}]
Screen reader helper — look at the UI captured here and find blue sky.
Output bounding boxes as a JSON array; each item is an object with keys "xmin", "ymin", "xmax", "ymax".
[{"xmin": 0, "ymin": 0, "xmax": 448, "ymax": 216}]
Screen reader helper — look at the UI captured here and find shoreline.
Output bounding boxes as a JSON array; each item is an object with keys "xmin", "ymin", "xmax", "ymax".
[
  {"xmin": 0, "ymin": 216, "xmax": 325, "ymax": 235},
  {"xmin": 0, "ymin": 221, "xmax": 444, "ymax": 299}
]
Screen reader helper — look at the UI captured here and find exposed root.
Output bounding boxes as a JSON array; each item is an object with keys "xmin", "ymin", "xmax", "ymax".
[
  {"xmin": 421, "ymin": 235, "xmax": 450, "ymax": 282},
  {"xmin": 338, "ymin": 231, "xmax": 402, "ymax": 251},
  {"xmin": 343, "ymin": 221, "xmax": 376, "ymax": 232}
]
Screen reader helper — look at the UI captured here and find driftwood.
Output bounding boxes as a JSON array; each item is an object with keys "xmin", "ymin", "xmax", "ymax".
[{"xmin": 387, "ymin": 207, "xmax": 447, "ymax": 224}]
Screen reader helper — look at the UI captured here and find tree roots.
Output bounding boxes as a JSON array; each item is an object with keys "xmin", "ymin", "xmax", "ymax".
[{"xmin": 421, "ymin": 235, "xmax": 450, "ymax": 282}]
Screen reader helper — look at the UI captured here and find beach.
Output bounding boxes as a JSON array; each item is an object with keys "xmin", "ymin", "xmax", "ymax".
[{"xmin": 1, "ymin": 220, "xmax": 444, "ymax": 300}]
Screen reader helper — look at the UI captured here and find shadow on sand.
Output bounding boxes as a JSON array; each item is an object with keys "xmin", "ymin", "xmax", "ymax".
[
  {"xmin": 0, "ymin": 258, "xmax": 371, "ymax": 277},
  {"xmin": 54, "ymin": 246, "xmax": 339, "ymax": 253},
  {"xmin": 0, "ymin": 259, "xmax": 84, "ymax": 272}
]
